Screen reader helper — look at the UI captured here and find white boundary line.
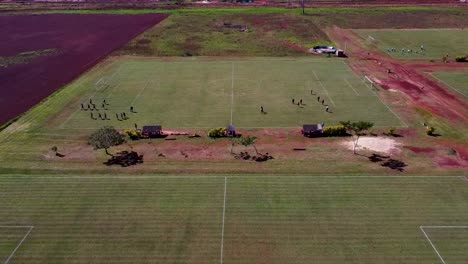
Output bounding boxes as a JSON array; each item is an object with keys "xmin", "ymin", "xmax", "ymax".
[
  {"xmin": 420, "ymin": 225, "xmax": 468, "ymax": 264},
  {"xmin": 372, "ymin": 90, "xmax": 409, "ymax": 128},
  {"xmin": 230, "ymin": 63, "xmax": 235, "ymax": 125},
  {"xmin": 461, "ymin": 176, "xmax": 468, "ymax": 184},
  {"xmin": 312, "ymin": 71, "xmax": 335, "ymax": 107},
  {"xmin": 1, "ymin": 225, "xmax": 34, "ymax": 264},
  {"xmin": 220, "ymin": 176, "xmax": 227, "ymax": 264},
  {"xmin": 130, "ymin": 80, "xmax": 153, "ymax": 107},
  {"xmin": 429, "ymin": 73, "xmax": 467, "ymax": 97},
  {"xmin": 344, "ymin": 78, "xmax": 360, "ymax": 96}
]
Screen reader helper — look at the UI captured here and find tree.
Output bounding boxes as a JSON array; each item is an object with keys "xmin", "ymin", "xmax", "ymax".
[
  {"xmin": 88, "ymin": 127, "xmax": 125, "ymax": 156},
  {"xmin": 340, "ymin": 121, "xmax": 374, "ymax": 154},
  {"xmin": 238, "ymin": 135, "xmax": 258, "ymax": 154}
]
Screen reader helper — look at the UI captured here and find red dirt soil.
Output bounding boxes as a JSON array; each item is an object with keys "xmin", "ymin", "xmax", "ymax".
[
  {"xmin": 328, "ymin": 26, "xmax": 468, "ymax": 124},
  {"xmin": 0, "ymin": 14, "xmax": 168, "ymax": 125},
  {"xmin": 403, "ymin": 146, "xmax": 436, "ymax": 154}
]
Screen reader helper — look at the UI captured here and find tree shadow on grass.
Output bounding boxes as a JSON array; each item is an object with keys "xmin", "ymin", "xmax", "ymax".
[
  {"xmin": 104, "ymin": 151, "xmax": 143, "ymax": 167},
  {"xmin": 367, "ymin": 153, "xmax": 408, "ymax": 172}
]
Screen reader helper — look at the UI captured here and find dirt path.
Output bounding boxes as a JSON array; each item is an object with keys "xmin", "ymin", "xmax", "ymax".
[{"xmin": 328, "ymin": 26, "xmax": 468, "ymax": 124}]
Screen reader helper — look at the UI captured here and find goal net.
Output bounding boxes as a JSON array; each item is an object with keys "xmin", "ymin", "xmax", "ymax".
[
  {"xmin": 366, "ymin": 35, "xmax": 378, "ymax": 46},
  {"xmin": 95, "ymin": 77, "xmax": 110, "ymax": 91},
  {"xmin": 362, "ymin": 76, "xmax": 378, "ymax": 91}
]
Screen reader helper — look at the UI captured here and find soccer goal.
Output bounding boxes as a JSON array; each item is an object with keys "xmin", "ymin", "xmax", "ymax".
[
  {"xmin": 366, "ymin": 35, "xmax": 378, "ymax": 45},
  {"xmin": 95, "ymin": 77, "xmax": 110, "ymax": 92},
  {"xmin": 362, "ymin": 76, "xmax": 378, "ymax": 91}
]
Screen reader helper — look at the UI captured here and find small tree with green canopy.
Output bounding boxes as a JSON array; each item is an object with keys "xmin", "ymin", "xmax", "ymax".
[
  {"xmin": 340, "ymin": 121, "xmax": 374, "ymax": 154},
  {"xmin": 238, "ymin": 135, "xmax": 259, "ymax": 154},
  {"xmin": 88, "ymin": 127, "xmax": 125, "ymax": 156}
]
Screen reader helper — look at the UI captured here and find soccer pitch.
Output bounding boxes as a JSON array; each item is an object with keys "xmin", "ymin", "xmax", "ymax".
[
  {"xmin": 356, "ymin": 29, "xmax": 468, "ymax": 59},
  {"xmin": 431, "ymin": 72, "xmax": 468, "ymax": 98},
  {"xmin": 58, "ymin": 57, "xmax": 404, "ymax": 129},
  {"xmin": 1, "ymin": 176, "xmax": 467, "ymax": 263}
]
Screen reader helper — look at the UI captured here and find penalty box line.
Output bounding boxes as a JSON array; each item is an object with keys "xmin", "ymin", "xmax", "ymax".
[
  {"xmin": 0, "ymin": 225, "xmax": 34, "ymax": 264},
  {"xmin": 312, "ymin": 71, "xmax": 335, "ymax": 107},
  {"xmin": 420, "ymin": 226, "xmax": 468, "ymax": 264},
  {"xmin": 59, "ymin": 64, "xmax": 125, "ymax": 129}
]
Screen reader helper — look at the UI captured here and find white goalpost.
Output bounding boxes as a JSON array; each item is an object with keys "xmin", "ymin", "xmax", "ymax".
[
  {"xmin": 366, "ymin": 35, "xmax": 377, "ymax": 45},
  {"xmin": 362, "ymin": 75, "xmax": 377, "ymax": 91},
  {"xmin": 95, "ymin": 77, "xmax": 109, "ymax": 91}
]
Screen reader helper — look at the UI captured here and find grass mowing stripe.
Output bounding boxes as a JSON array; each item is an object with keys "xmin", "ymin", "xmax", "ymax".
[{"xmin": 230, "ymin": 63, "xmax": 235, "ymax": 125}]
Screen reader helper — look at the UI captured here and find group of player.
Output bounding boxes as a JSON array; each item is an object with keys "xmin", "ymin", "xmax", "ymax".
[
  {"xmin": 259, "ymin": 89, "xmax": 331, "ymax": 114},
  {"xmin": 387, "ymin": 44, "xmax": 426, "ymax": 55},
  {"xmin": 80, "ymin": 98, "xmax": 135, "ymax": 121}
]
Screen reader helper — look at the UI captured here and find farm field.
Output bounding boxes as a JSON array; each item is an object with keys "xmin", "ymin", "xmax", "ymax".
[
  {"xmin": 430, "ymin": 72, "xmax": 468, "ymax": 98},
  {"xmin": 58, "ymin": 57, "xmax": 404, "ymax": 129},
  {"xmin": 0, "ymin": 14, "xmax": 168, "ymax": 126},
  {"xmin": 1, "ymin": 175, "xmax": 467, "ymax": 264},
  {"xmin": 356, "ymin": 29, "xmax": 468, "ymax": 59}
]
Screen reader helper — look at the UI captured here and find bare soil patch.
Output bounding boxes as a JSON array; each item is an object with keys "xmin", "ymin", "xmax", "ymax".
[{"xmin": 342, "ymin": 137, "xmax": 402, "ymax": 154}]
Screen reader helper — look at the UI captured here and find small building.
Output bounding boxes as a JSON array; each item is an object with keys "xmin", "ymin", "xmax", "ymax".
[
  {"xmin": 301, "ymin": 124, "xmax": 323, "ymax": 137},
  {"xmin": 142, "ymin": 125, "xmax": 163, "ymax": 138},
  {"xmin": 227, "ymin": 125, "xmax": 237, "ymax": 137},
  {"xmin": 336, "ymin": 49, "xmax": 346, "ymax": 57}
]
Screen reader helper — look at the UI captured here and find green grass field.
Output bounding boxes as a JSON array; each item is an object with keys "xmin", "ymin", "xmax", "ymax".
[
  {"xmin": 356, "ymin": 29, "xmax": 468, "ymax": 59},
  {"xmin": 1, "ymin": 176, "xmax": 467, "ymax": 263},
  {"xmin": 58, "ymin": 57, "xmax": 403, "ymax": 129},
  {"xmin": 431, "ymin": 72, "xmax": 468, "ymax": 98}
]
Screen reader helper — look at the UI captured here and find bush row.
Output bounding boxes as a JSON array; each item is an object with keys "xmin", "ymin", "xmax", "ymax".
[
  {"xmin": 208, "ymin": 127, "xmax": 227, "ymax": 138},
  {"xmin": 455, "ymin": 56, "xmax": 467, "ymax": 62},
  {"xmin": 322, "ymin": 125, "xmax": 347, "ymax": 137}
]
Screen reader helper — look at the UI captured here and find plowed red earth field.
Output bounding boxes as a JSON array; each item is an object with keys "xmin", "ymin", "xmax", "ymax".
[{"xmin": 0, "ymin": 14, "xmax": 168, "ymax": 125}]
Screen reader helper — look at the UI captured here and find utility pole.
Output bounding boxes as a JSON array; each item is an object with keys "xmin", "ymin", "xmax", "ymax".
[{"xmin": 301, "ymin": 0, "xmax": 305, "ymax": 15}]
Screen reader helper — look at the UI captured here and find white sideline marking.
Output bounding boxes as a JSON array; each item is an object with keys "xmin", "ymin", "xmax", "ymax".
[
  {"xmin": 1, "ymin": 175, "xmax": 464, "ymax": 179},
  {"xmin": 230, "ymin": 63, "xmax": 235, "ymax": 125},
  {"xmin": 220, "ymin": 176, "xmax": 227, "ymax": 264},
  {"xmin": 131, "ymin": 80, "xmax": 153, "ymax": 106},
  {"xmin": 312, "ymin": 71, "xmax": 335, "ymax": 106},
  {"xmin": 344, "ymin": 78, "xmax": 360, "ymax": 96},
  {"xmin": 373, "ymin": 90, "xmax": 409, "ymax": 128},
  {"xmin": 429, "ymin": 73, "xmax": 467, "ymax": 97},
  {"xmin": 1, "ymin": 226, "xmax": 34, "ymax": 264},
  {"xmin": 420, "ymin": 226, "xmax": 468, "ymax": 264}
]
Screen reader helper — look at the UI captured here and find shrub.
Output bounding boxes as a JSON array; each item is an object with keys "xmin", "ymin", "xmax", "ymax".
[
  {"xmin": 388, "ymin": 127, "xmax": 396, "ymax": 135},
  {"xmin": 426, "ymin": 126, "xmax": 435, "ymax": 136},
  {"xmin": 455, "ymin": 56, "xmax": 467, "ymax": 62},
  {"xmin": 322, "ymin": 125, "xmax": 347, "ymax": 137},
  {"xmin": 208, "ymin": 127, "xmax": 227, "ymax": 138},
  {"xmin": 89, "ymin": 127, "xmax": 125, "ymax": 155},
  {"xmin": 124, "ymin": 129, "xmax": 141, "ymax": 140}
]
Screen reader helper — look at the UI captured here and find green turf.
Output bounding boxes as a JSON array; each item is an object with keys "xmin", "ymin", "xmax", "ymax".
[
  {"xmin": 1, "ymin": 175, "xmax": 467, "ymax": 263},
  {"xmin": 59, "ymin": 57, "xmax": 403, "ymax": 129},
  {"xmin": 431, "ymin": 72, "xmax": 468, "ymax": 98},
  {"xmin": 356, "ymin": 29, "xmax": 468, "ymax": 59}
]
